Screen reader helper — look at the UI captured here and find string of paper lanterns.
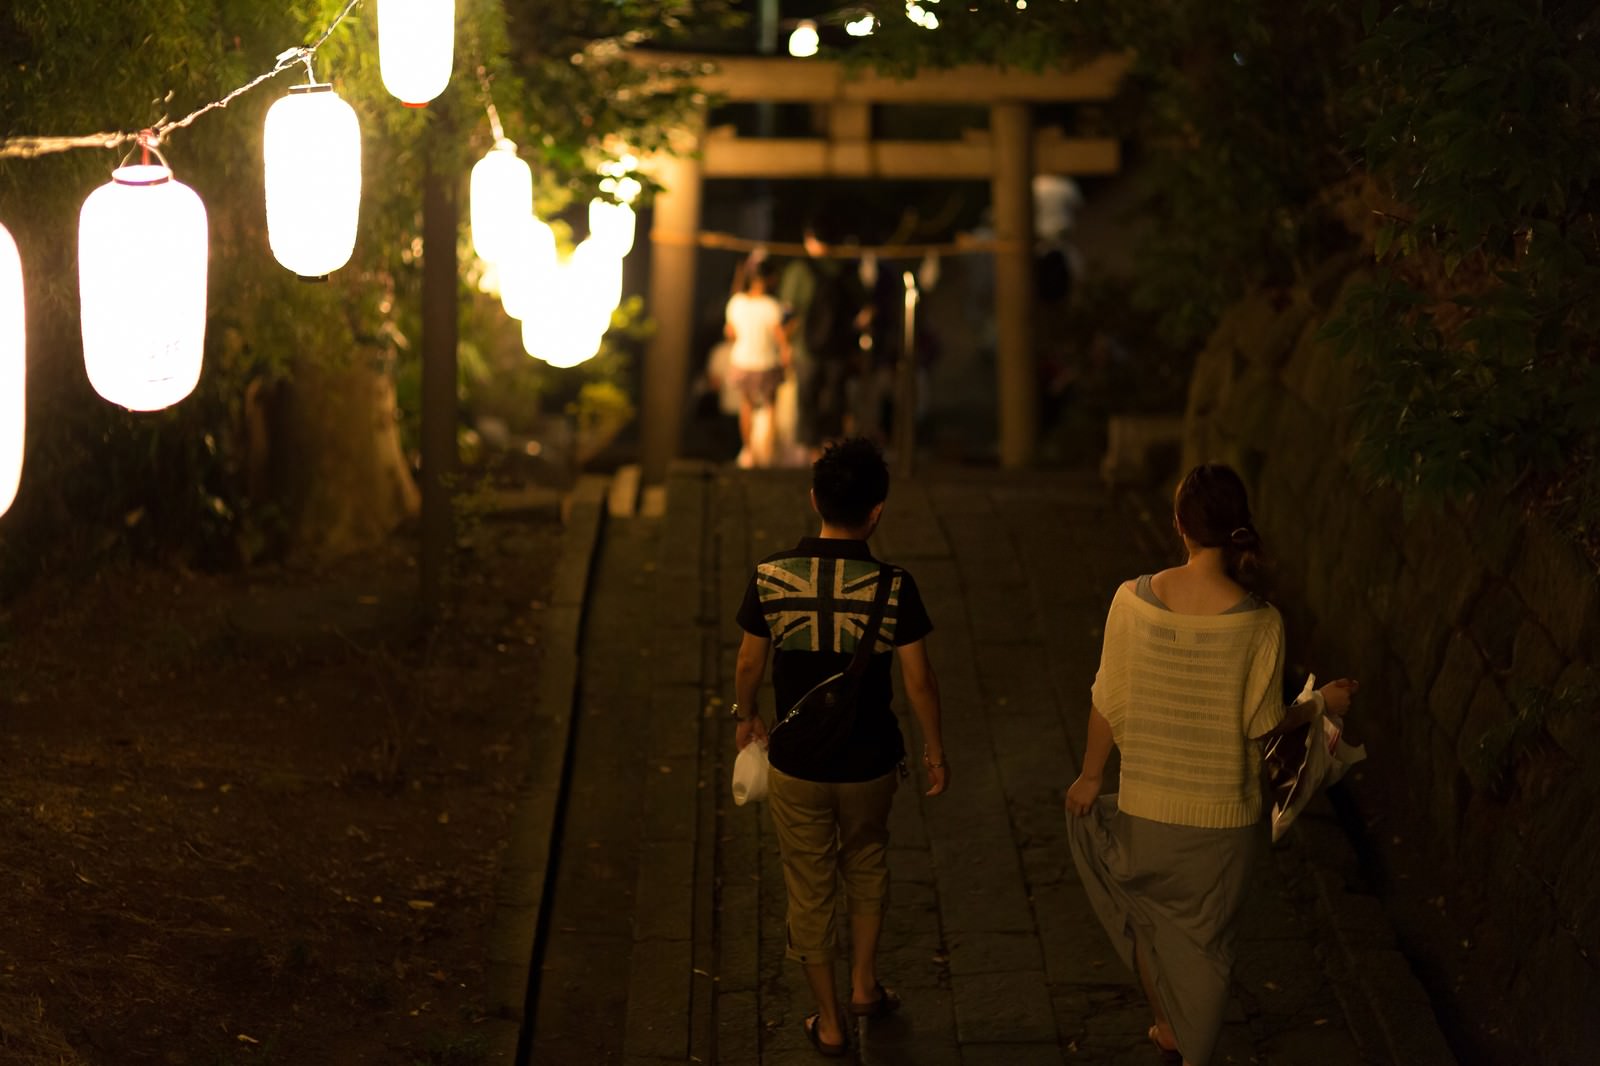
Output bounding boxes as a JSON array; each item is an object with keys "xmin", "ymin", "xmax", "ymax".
[
  {"xmin": 468, "ymin": 140, "xmax": 642, "ymax": 370},
  {"xmin": 0, "ymin": 0, "xmax": 470, "ymax": 517}
]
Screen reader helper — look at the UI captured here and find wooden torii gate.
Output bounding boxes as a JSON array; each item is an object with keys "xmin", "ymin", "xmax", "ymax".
[{"xmin": 637, "ymin": 52, "xmax": 1130, "ymax": 485}]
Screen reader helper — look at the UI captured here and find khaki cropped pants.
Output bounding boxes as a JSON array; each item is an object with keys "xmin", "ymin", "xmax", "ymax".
[{"xmin": 767, "ymin": 765, "xmax": 899, "ymax": 964}]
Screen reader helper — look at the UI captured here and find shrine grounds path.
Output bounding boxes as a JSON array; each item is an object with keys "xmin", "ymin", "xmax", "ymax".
[{"xmin": 489, "ymin": 463, "xmax": 1459, "ymax": 1066}]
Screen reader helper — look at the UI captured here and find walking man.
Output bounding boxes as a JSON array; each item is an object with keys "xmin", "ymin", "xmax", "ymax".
[
  {"xmin": 732, "ymin": 438, "xmax": 949, "ymax": 1057},
  {"xmin": 779, "ymin": 223, "xmax": 860, "ymax": 452}
]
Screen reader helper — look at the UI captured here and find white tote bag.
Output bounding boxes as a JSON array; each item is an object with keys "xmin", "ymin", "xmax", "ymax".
[{"xmin": 732, "ymin": 740, "xmax": 770, "ymax": 806}]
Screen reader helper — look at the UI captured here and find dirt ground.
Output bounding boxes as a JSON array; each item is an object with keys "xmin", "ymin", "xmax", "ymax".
[{"xmin": 0, "ymin": 509, "xmax": 560, "ymax": 1065}]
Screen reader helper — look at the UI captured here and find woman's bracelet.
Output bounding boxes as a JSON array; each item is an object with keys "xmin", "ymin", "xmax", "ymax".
[{"xmin": 923, "ymin": 749, "xmax": 946, "ymax": 770}]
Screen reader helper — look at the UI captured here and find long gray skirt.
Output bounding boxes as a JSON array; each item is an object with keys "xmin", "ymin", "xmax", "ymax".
[{"xmin": 1066, "ymin": 794, "xmax": 1260, "ymax": 1066}]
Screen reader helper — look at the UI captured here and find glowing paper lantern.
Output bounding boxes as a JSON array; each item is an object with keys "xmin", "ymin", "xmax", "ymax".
[
  {"xmin": 519, "ymin": 246, "xmax": 620, "ymax": 369},
  {"xmin": 471, "ymin": 140, "xmax": 533, "ymax": 263},
  {"xmin": 378, "ymin": 0, "xmax": 455, "ymax": 106},
  {"xmin": 570, "ymin": 240, "xmax": 622, "ymax": 321},
  {"xmin": 788, "ymin": 20, "xmax": 820, "ymax": 58},
  {"xmin": 79, "ymin": 163, "xmax": 208, "ymax": 412},
  {"xmin": 264, "ymin": 84, "xmax": 361, "ymax": 277},
  {"xmin": 497, "ymin": 215, "xmax": 558, "ymax": 321},
  {"xmin": 0, "ymin": 221, "xmax": 22, "ymax": 518},
  {"xmin": 522, "ymin": 312, "xmax": 602, "ymax": 369},
  {"xmin": 587, "ymin": 197, "xmax": 636, "ymax": 258}
]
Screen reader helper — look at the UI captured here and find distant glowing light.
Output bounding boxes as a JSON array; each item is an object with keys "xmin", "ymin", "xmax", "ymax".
[
  {"xmin": 846, "ymin": 15, "xmax": 877, "ymax": 36},
  {"xmin": 905, "ymin": 3, "xmax": 941, "ymax": 30},
  {"xmin": 788, "ymin": 20, "xmax": 820, "ymax": 58},
  {"xmin": 598, "ymin": 154, "xmax": 644, "ymax": 206}
]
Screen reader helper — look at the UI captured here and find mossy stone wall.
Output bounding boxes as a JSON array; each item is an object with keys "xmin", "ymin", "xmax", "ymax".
[{"xmin": 1182, "ymin": 257, "xmax": 1600, "ymax": 1057}]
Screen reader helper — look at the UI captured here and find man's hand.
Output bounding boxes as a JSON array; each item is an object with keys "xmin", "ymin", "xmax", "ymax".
[
  {"xmin": 1065, "ymin": 772, "xmax": 1102, "ymax": 817},
  {"xmin": 924, "ymin": 758, "xmax": 949, "ymax": 797},
  {"xmin": 736, "ymin": 714, "xmax": 768, "ymax": 751}
]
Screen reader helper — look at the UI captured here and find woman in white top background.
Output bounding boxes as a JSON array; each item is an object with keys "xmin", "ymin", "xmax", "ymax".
[
  {"xmin": 1065, "ymin": 463, "xmax": 1357, "ymax": 1066},
  {"xmin": 723, "ymin": 258, "xmax": 790, "ymax": 467}
]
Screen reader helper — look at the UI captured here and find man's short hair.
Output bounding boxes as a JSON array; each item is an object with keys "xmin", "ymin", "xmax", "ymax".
[{"xmin": 812, "ymin": 438, "xmax": 889, "ymax": 528}]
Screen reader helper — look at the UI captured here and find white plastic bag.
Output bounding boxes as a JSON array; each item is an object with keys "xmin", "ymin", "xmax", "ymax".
[
  {"xmin": 732, "ymin": 740, "xmax": 770, "ymax": 806},
  {"xmin": 1267, "ymin": 673, "xmax": 1368, "ymax": 842}
]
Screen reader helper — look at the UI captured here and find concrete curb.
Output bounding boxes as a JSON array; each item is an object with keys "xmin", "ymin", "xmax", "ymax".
[
  {"xmin": 483, "ymin": 475, "xmax": 609, "ymax": 1062},
  {"xmin": 1278, "ymin": 801, "xmax": 1459, "ymax": 1065}
]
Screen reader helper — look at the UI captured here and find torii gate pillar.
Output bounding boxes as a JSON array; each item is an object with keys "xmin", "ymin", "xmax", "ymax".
[
  {"xmin": 640, "ymin": 149, "xmax": 704, "ymax": 487},
  {"xmin": 991, "ymin": 102, "xmax": 1037, "ymax": 469}
]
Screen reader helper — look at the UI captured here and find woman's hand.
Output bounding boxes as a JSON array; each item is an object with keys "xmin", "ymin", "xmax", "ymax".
[
  {"xmin": 1065, "ymin": 773, "xmax": 1102, "ymax": 817},
  {"xmin": 1318, "ymin": 678, "xmax": 1359, "ymax": 716},
  {"xmin": 923, "ymin": 751, "xmax": 950, "ymax": 797},
  {"xmin": 736, "ymin": 714, "xmax": 768, "ymax": 751}
]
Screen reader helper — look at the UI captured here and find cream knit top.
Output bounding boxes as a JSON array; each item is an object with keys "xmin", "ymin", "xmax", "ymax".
[{"xmin": 1091, "ymin": 581, "xmax": 1287, "ymax": 829}]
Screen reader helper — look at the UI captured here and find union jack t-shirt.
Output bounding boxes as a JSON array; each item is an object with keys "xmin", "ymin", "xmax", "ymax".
[{"xmin": 737, "ymin": 536, "xmax": 933, "ymax": 782}]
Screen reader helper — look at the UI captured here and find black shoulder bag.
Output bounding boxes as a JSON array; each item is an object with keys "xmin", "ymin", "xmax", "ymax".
[{"xmin": 769, "ymin": 563, "xmax": 893, "ymax": 755}]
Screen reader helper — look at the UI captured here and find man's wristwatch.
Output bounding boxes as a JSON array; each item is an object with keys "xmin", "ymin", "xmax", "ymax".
[{"xmin": 730, "ymin": 702, "xmax": 752, "ymax": 722}]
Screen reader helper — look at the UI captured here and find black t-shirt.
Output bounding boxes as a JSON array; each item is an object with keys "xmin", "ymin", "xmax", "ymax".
[{"xmin": 737, "ymin": 536, "xmax": 934, "ymax": 782}]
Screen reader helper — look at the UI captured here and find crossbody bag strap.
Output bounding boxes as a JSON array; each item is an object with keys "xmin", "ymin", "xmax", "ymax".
[
  {"xmin": 770, "ymin": 563, "xmax": 896, "ymax": 736},
  {"xmin": 845, "ymin": 563, "xmax": 895, "ymax": 678}
]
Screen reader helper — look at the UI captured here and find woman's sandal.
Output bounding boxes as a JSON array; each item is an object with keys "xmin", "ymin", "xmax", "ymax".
[
  {"xmin": 804, "ymin": 1013, "xmax": 848, "ymax": 1058},
  {"xmin": 848, "ymin": 982, "xmax": 902, "ymax": 1019},
  {"xmin": 1147, "ymin": 1024, "xmax": 1182, "ymax": 1064}
]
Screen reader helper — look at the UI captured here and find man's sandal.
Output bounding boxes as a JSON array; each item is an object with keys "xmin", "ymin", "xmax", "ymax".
[
  {"xmin": 804, "ymin": 1013, "xmax": 848, "ymax": 1058},
  {"xmin": 848, "ymin": 982, "xmax": 902, "ymax": 1019}
]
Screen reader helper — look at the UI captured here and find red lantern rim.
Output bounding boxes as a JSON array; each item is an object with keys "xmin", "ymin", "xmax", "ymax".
[{"xmin": 111, "ymin": 164, "xmax": 173, "ymax": 187}]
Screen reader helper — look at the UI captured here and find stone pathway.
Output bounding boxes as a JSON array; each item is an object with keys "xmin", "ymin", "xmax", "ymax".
[{"xmin": 512, "ymin": 462, "xmax": 1456, "ymax": 1065}]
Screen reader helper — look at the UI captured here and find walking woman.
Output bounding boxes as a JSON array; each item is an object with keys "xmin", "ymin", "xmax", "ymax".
[
  {"xmin": 1064, "ymin": 463, "xmax": 1356, "ymax": 1066},
  {"xmin": 723, "ymin": 257, "xmax": 789, "ymax": 467}
]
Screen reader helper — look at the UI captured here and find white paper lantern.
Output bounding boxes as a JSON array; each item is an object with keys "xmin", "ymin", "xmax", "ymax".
[
  {"xmin": 378, "ymin": 0, "xmax": 456, "ymax": 107},
  {"xmin": 520, "ymin": 243, "xmax": 619, "ymax": 368},
  {"xmin": 0, "ymin": 221, "xmax": 23, "ymax": 518},
  {"xmin": 587, "ymin": 197, "xmax": 636, "ymax": 258},
  {"xmin": 570, "ymin": 239, "xmax": 623, "ymax": 323},
  {"xmin": 264, "ymin": 84, "xmax": 362, "ymax": 278},
  {"xmin": 788, "ymin": 20, "xmax": 820, "ymax": 58},
  {"xmin": 522, "ymin": 311, "xmax": 602, "ymax": 369},
  {"xmin": 471, "ymin": 141, "xmax": 533, "ymax": 263},
  {"xmin": 498, "ymin": 215, "xmax": 558, "ymax": 321},
  {"xmin": 79, "ymin": 164, "xmax": 208, "ymax": 412}
]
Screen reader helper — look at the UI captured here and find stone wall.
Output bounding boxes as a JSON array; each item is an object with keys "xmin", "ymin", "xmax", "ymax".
[{"xmin": 1181, "ymin": 255, "xmax": 1600, "ymax": 1059}]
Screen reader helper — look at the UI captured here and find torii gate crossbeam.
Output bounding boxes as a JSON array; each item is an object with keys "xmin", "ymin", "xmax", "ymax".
[{"xmin": 637, "ymin": 53, "xmax": 1130, "ymax": 484}]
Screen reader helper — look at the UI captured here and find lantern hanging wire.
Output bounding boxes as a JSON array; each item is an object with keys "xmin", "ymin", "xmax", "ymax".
[
  {"xmin": 0, "ymin": 0, "xmax": 365, "ymax": 160},
  {"xmin": 475, "ymin": 64, "xmax": 505, "ymax": 144}
]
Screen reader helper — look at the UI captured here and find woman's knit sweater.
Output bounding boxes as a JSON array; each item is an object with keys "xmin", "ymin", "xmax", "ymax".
[{"xmin": 1091, "ymin": 582, "xmax": 1286, "ymax": 829}]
